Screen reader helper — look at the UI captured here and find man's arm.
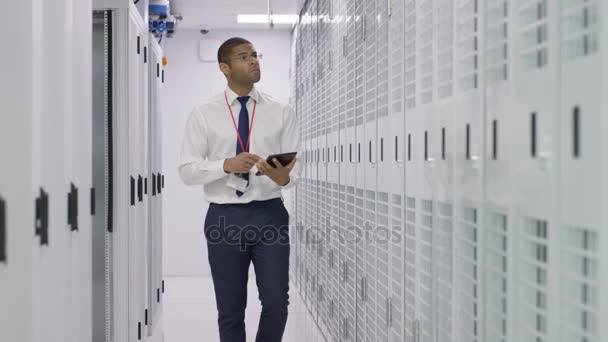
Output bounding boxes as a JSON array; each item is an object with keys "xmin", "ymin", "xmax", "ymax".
[{"xmin": 178, "ymin": 107, "xmax": 229, "ymax": 186}]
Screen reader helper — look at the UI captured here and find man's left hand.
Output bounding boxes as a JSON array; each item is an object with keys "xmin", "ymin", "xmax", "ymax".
[{"xmin": 256, "ymin": 158, "xmax": 296, "ymax": 186}]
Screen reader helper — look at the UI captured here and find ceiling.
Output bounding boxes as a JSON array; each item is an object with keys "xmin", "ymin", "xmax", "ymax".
[{"xmin": 170, "ymin": 0, "xmax": 299, "ymax": 30}]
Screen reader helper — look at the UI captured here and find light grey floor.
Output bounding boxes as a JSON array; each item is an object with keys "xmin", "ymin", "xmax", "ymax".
[{"xmin": 157, "ymin": 276, "xmax": 326, "ymax": 342}]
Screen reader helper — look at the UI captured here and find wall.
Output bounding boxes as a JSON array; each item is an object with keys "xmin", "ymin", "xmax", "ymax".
[{"xmin": 161, "ymin": 28, "xmax": 293, "ymax": 276}]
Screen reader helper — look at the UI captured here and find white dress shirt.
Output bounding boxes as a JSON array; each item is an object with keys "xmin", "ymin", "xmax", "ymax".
[{"xmin": 178, "ymin": 85, "xmax": 302, "ymax": 204}]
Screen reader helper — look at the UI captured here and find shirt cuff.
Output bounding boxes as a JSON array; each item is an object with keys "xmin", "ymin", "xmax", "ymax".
[
  {"xmin": 211, "ymin": 159, "xmax": 229, "ymax": 179},
  {"xmin": 280, "ymin": 173, "xmax": 299, "ymax": 190}
]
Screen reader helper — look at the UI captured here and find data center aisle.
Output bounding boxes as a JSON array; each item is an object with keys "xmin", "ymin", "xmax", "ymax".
[{"xmin": 159, "ymin": 276, "xmax": 326, "ymax": 342}]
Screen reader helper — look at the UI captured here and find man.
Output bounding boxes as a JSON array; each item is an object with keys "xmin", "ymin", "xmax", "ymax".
[{"xmin": 178, "ymin": 37, "xmax": 302, "ymax": 342}]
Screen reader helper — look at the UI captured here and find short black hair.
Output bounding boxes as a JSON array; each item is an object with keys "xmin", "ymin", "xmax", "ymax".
[{"xmin": 217, "ymin": 37, "xmax": 252, "ymax": 64}]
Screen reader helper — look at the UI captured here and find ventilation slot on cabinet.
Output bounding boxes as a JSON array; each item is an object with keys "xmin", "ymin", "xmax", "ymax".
[
  {"xmin": 519, "ymin": 217, "xmax": 549, "ymax": 342},
  {"xmin": 561, "ymin": 1, "xmax": 599, "ymax": 61},
  {"xmin": 436, "ymin": 201, "xmax": 454, "ymax": 341},
  {"xmin": 418, "ymin": 199, "xmax": 434, "ymax": 341},
  {"xmin": 561, "ymin": 226, "xmax": 598, "ymax": 341},
  {"xmin": 519, "ymin": 0, "xmax": 549, "ymax": 70},
  {"xmin": 458, "ymin": 206, "xmax": 480, "ymax": 342},
  {"xmin": 485, "ymin": 212, "xmax": 508, "ymax": 341}
]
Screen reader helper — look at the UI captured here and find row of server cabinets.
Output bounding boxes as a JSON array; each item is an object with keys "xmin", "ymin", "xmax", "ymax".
[
  {"xmin": 0, "ymin": 1, "xmax": 165, "ymax": 342},
  {"xmin": 288, "ymin": 0, "xmax": 608, "ymax": 342}
]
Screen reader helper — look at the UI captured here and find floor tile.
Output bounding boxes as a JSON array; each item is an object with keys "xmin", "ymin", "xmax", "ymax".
[{"xmin": 160, "ymin": 276, "xmax": 326, "ymax": 342}]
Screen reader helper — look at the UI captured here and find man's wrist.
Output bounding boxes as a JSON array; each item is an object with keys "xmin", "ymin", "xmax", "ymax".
[
  {"xmin": 277, "ymin": 175, "xmax": 290, "ymax": 186},
  {"xmin": 223, "ymin": 158, "xmax": 231, "ymax": 174}
]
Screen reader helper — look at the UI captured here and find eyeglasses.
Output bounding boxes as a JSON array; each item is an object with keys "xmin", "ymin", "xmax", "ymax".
[{"xmin": 225, "ymin": 52, "xmax": 263, "ymax": 63}]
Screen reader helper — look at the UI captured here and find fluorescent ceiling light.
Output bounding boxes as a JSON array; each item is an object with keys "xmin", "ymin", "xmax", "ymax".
[{"xmin": 237, "ymin": 14, "xmax": 299, "ymax": 24}]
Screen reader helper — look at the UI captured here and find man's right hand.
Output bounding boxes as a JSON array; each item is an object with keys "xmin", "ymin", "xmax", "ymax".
[{"xmin": 223, "ymin": 153, "xmax": 262, "ymax": 173}]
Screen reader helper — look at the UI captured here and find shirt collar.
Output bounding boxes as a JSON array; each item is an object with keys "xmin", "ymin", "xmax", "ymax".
[{"xmin": 225, "ymin": 85, "xmax": 262, "ymax": 105}]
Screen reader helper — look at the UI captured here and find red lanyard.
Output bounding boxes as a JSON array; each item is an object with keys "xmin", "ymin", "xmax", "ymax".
[{"xmin": 224, "ymin": 91, "xmax": 257, "ymax": 152}]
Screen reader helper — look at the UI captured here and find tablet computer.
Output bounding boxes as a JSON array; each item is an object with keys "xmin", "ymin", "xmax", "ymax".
[{"xmin": 255, "ymin": 152, "xmax": 297, "ymax": 176}]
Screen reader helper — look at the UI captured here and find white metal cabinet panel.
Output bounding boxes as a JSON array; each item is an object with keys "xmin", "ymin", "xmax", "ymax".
[
  {"xmin": 311, "ymin": 1, "xmax": 321, "ymax": 322},
  {"xmin": 387, "ymin": 0, "xmax": 406, "ymax": 340},
  {"xmin": 127, "ymin": 12, "xmax": 150, "ymax": 340},
  {"xmin": 148, "ymin": 35, "xmax": 164, "ymax": 330},
  {"xmin": 128, "ymin": 16, "xmax": 140, "ymax": 340},
  {"xmin": 108, "ymin": 7, "xmax": 132, "ymax": 341},
  {"xmin": 403, "ymin": 197, "xmax": 417, "ymax": 342},
  {"xmin": 69, "ymin": 0, "xmax": 94, "ymax": 341},
  {"xmin": 432, "ymin": 1, "xmax": 457, "ymax": 341},
  {"xmin": 402, "ymin": 2, "xmax": 418, "ymax": 340},
  {"xmin": 317, "ymin": 0, "xmax": 331, "ymax": 333},
  {"xmin": 362, "ymin": 2, "xmax": 379, "ymax": 341},
  {"xmin": 511, "ymin": 1, "xmax": 560, "ymax": 341},
  {"xmin": 374, "ymin": 0, "xmax": 391, "ymax": 341},
  {"xmin": 63, "ymin": 0, "xmax": 79, "ymax": 337},
  {"xmin": 139, "ymin": 28, "xmax": 151, "ymax": 341},
  {"xmin": 0, "ymin": 2, "xmax": 35, "ymax": 341},
  {"xmin": 483, "ymin": 1, "xmax": 515, "ymax": 341},
  {"xmin": 32, "ymin": 1, "xmax": 72, "ymax": 341},
  {"xmin": 94, "ymin": 3, "xmax": 151, "ymax": 340},
  {"xmin": 404, "ymin": 0, "xmax": 437, "ymax": 340},
  {"xmin": 452, "ymin": 0, "xmax": 486, "ymax": 342},
  {"xmin": 328, "ymin": 2, "xmax": 342, "ymax": 338},
  {"xmin": 351, "ymin": 0, "xmax": 369, "ymax": 339},
  {"xmin": 375, "ymin": 190, "xmax": 391, "ymax": 342},
  {"xmin": 557, "ymin": 1, "xmax": 603, "ymax": 341},
  {"xmin": 339, "ymin": 3, "xmax": 357, "ymax": 340}
]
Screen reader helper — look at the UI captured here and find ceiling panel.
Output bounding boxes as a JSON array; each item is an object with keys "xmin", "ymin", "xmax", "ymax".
[{"xmin": 171, "ymin": 0, "xmax": 299, "ymax": 30}]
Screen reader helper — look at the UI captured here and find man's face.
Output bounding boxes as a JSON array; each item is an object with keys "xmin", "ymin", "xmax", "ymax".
[{"xmin": 222, "ymin": 43, "xmax": 261, "ymax": 84}]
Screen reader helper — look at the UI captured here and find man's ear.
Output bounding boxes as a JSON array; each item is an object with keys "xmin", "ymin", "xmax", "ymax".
[{"xmin": 219, "ymin": 62, "xmax": 230, "ymax": 76}]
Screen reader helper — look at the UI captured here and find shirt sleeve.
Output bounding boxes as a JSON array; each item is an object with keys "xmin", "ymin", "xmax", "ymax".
[
  {"xmin": 279, "ymin": 104, "xmax": 302, "ymax": 190},
  {"xmin": 178, "ymin": 107, "xmax": 229, "ymax": 186}
]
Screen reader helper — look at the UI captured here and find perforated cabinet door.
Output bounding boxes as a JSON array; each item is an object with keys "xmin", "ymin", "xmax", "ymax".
[
  {"xmin": 483, "ymin": 1, "xmax": 515, "ymax": 341},
  {"xmin": 558, "ymin": 1, "xmax": 604, "ymax": 341},
  {"xmin": 511, "ymin": 2, "xmax": 561, "ymax": 342}
]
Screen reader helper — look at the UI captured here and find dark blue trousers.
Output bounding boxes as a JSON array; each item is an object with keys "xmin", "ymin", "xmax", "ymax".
[{"xmin": 204, "ymin": 198, "xmax": 290, "ymax": 342}]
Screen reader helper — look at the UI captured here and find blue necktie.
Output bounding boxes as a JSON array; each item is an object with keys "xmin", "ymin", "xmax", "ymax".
[{"xmin": 235, "ymin": 96, "xmax": 250, "ymax": 196}]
